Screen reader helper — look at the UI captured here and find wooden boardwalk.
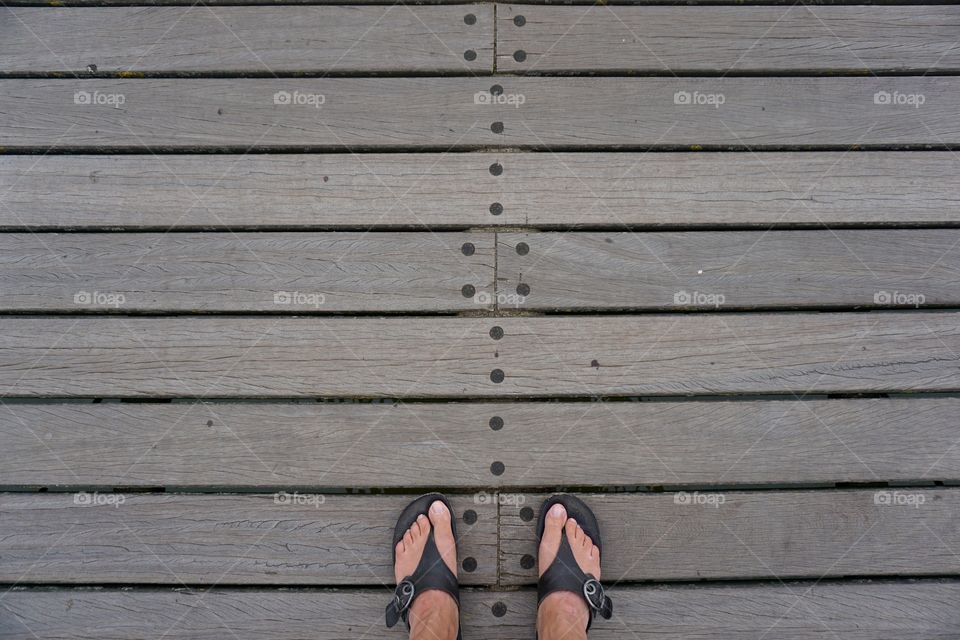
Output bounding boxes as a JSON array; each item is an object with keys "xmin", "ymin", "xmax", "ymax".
[{"xmin": 2, "ymin": 3, "xmax": 960, "ymax": 638}]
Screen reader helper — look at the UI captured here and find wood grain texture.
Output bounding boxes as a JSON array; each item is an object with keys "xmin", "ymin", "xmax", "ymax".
[
  {"xmin": 3, "ymin": 78, "xmax": 958, "ymax": 149},
  {"xmin": 489, "ymin": 313, "xmax": 960, "ymax": 396},
  {"xmin": 6, "ymin": 581, "xmax": 960, "ymax": 639},
  {"xmin": 0, "ymin": 317, "xmax": 497, "ymax": 398},
  {"xmin": 486, "ymin": 77, "xmax": 960, "ymax": 147},
  {"xmin": 0, "ymin": 493, "xmax": 497, "ymax": 585},
  {"xmin": 499, "ymin": 230, "xmax": 960, "ymax": 310},
  {"xmin": 483, "ymin": 151, "xmax": 960, "ymax": 227},
  {"xmin": 0, "ymin": 154, "xmax": 504, "ymax": 229},
  {"xmin": 494, "ymin": 581, "xmax": 960, "ymax": 640},
  {"xmin": 501, "ymin": 490, "xmax": 960, "ymax": 584},
  {"xmin": 0, "ymin": 79, "xmax": 499, "ymax": 149},
  {"xmin": 0, "ymin": 0, "xmax": 473, "ymax": 4},
  {"xmin": 1, "ymin": 313, "xmax": 959, "ymax": 397},
  {"xmin": 0, "ymin": 6, "xmax": 493, "ymax": 74},
  {"xmin": 3, "ymin": 152, "xmax": 959, "ymax": 229},
  {"xmin": 0, "ymin": 232, "xmax": 494, "ymax": 312},
  {"xmin": 498, "ymin": 5, "xmax": 960, "ymax": 72},
  {"xmin": 0, "ymin": 588, "xmax": 518, "ymax": 639},
  {"xmin": 3, "ymin": 398, "xmax": 959, "ymax": 489}
]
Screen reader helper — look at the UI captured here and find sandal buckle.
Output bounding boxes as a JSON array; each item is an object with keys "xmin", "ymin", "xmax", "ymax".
[
  {"xmin": 386, "ymin": 579, "xmax": 416, "ymax": 628},
  {"xmin": 583, "ymin": 578, "xmax": 612, "ymax": 620},
  {"xmin": 396, "ymin": 579, "xmax": 416, "ymax": 612}
]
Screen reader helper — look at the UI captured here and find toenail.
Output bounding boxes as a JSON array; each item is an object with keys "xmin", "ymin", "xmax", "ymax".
[
  {"xmin": 462, "ymin": 557, "xmax": 478, "ymax": 572},
  {"xmin": 431, "ymin": 501, "xmax": 446, "ymax": 514},
  {"xmin": 549, "ymin": 504, "xmax": 564, "ymax": 517},
  {"xmin": 520, "ymin": 554, "xmax": 535, "ymax": 569}
]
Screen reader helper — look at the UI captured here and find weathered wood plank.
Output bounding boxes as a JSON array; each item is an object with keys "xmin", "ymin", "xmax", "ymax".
[
  {"xmin": 0, "ymin": 232, "xmax": 494, "ymax": 312},
  {"xmin": 2, "ymin": 78, "xmax": 957, "ymax": 149},
  {"xmin": 492, "ymin": 151, "xmax": 960, "ymax": 227},
  {"xmin": 501, "ymin": 580, "xmax": 960, "ymax": 639},
  {"xmin": 0, "ymin": 6, "xmax": 493, "ymax": 74},
  {"xmin": 3, "ymin": 398, "xmax": 959, "ymax": 488},
  {"xmin": 0, "ymin": 588, "xmax": 518, "ymax": 639},
  {"xmin": 1, "ymin": 314, "xmax": 959, "ymax": 397},
  {"xmin": 2, "ymin": 152, "xmax": 958, "ymax": 229},
  {"xmin": 0, "ymin": 493, "xmax": 497, "ymax": 585},
  {"xmin": 6, "ymin": 581, "xmax": 960, "ymax": 639},
  {"xmin": 501, "ymin": 490, "xmax": 960, "ymax": 584},
  {"xmin": 0, "ymin": 317, "xmax": 491, "ymax": 398},
  {"xmin": 0, "ymin": 153, "xmax": 502, "ymax": 229},
  {"xmin": 499, "ymin": 230, "xmax": 960, "ymax": 310},
  {"xmin": 0, "ymin": 79, "xmax": 495, "ymax": 150},
  {"xmin": 0, "ymin": 0, "xmax": 473, "ymax": 4},
  {"xmin": 498, "ymin": 5, "xmax": 960, "ymax": 72}
]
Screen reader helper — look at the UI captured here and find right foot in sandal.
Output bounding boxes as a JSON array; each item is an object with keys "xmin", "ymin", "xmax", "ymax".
[
  {"xmin": 537, "ymin": 500, "xmax": 612, "ymax": 640},
  {"xmin": 391, "ymin": 499, "xmax": 459, "ymax": 640}
]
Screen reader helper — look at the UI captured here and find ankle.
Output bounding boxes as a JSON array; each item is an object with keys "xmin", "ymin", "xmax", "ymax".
[
  {"xmin": 537, "ymin": 591, "xmax": 589, "ymax": 640},
  {"xmin": 409, "ymin": 590, "xmax": 458, "ymax": 640}
]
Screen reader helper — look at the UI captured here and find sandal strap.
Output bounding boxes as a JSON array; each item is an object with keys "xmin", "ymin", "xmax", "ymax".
[{"xmin": 537, "ymin": 535, "xmax": 613, "ymax": 630}]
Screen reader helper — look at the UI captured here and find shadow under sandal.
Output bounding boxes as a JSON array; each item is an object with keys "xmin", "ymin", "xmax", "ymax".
[
  {"xmin": 386, "ymin": 493, "xmax": 462, "ymax": 639},
  {"xmin": 536, "ymin": 494, "xmax": 614, "ymax": 631}
]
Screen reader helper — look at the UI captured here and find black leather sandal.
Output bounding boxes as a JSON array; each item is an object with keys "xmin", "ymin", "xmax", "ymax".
[
  {"xmin": 536, "ymin": 494, "xmax": 613, "ymax": 631},
  {"xmin": 385, "ymin": 493, "xmax": 461, "ymax": 638}
]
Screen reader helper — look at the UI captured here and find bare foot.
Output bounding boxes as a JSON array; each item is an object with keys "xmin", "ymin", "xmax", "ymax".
[
  {"xmin": 394, "ymin": 500, "xmax": 459, "ymax": 640},
  {"xmin": 537, "ymin": 503, "xmax": 601, "ymax": 640}
]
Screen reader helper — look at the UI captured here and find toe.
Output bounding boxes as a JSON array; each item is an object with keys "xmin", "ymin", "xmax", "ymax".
[
  {"xmin": 565, "ymin": 518, "xmax": 579, "ymax": 544},
  {"xmin": 538, "ymin": 503, "xmax": 566, "ymax": 577},
  {"xmin": 428, "ymin": 500, "xmax": 458, "ymax": 576},
  {"xmin": 428, "ymin": 500, "xmax": 451, "ymax": 528},
  {"xmin": 591, "ymin": 544, "xmax": 599, "ymax": 559},
  {"xmin": 403, "ymin": 530, "xmax": 414, "ymax": 547},
  {"xmin": 579, "ymin": 526, "xmax": 590, "ymax": 548},
  {"xmin": 415, "ymin": 513, "xmax": 430, "ymax": 538},
  {"xmin": 396, "ymin": 539, "xmax": 405, "ymax": 554}
]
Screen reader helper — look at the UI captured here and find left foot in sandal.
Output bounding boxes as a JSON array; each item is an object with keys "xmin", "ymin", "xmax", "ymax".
[{"xmin": 394, "ymin": 500, "xmax": 459, "ymax": 639}]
